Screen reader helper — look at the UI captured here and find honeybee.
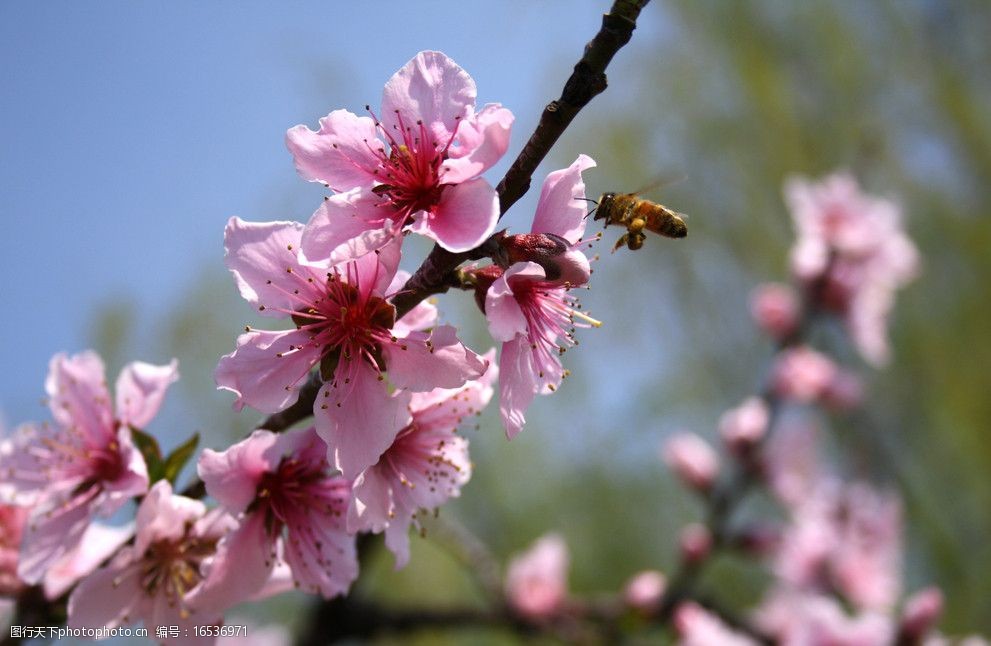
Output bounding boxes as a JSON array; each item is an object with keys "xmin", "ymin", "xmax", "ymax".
[{"xmin": 590, "ymin": 188, "xmax": 688, "ymax": 252}]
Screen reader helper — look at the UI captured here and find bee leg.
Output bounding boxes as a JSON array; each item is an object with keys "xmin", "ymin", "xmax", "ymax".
[
  {"xmin": 612, "ymin": 233, "xmax": 629, "ymax": 253},
  {"xmin": 627, "ymin": 232, "xmax": 645, "ymax": 251},
  {"xmin": 629, "ymin": 218, "xmax": 646, "ymax": 235}
]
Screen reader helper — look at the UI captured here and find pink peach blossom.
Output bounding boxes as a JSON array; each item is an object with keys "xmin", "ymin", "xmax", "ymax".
[
  {"xmin": 473, "ymin": 156, "xmax": 599, "ymax": 439},
  {"xmin": 67, "ymin": 481, "xmax": 235, "ymax": 637},
  {"xmin": 348, "ymin": 352, "xmax": 496, "ymax": 568},
  {"xmin": 750, "ymin": 282, "xmax": 800, "ymax": 340},
  {"xmin": 287, "ymin": 51, "xmax": 513, "ymax": 262},
  {"xmin": 196, "ymin": 427, "xmax": 357, "ymax": 604},
  {"xmin": 0, "ymin": 352, "xmax": 176, "ymax": 583},
  {"xmin": 623, "ymin": 570, "xmax": 666, "ymax": 614},
  {"xmin": 784, "ymin": 172, "xmax": 919, "ymax": 365},
  {"xmin": 662, "ymin": 432, "xmax": 720, "ymax": 492},
  {"xmin": 505, "ymin": 533, "xmax": 569, "ymax": 620},
  {"xmin": 215, "ymin": 218, "xmax": 486, "ymax": 478},
  {"xmin": 675, "ymin": 602, "xmax": 757, "ymax": 646}
]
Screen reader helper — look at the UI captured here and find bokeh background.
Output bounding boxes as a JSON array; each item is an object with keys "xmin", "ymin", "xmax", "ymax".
[{"xmin": 2, "ymin": 0, "xmax": 989, "ymax": 642}]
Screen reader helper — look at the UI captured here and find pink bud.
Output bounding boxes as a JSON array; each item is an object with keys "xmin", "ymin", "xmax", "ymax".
[
  {"xmin": 505, "ymin": 534, "xmax": 569, "ymax": 620},
  {"xmin": 662, "ymin": 432, "xmax": 720, "ymax": 492},
  {"xmin": 679, "ymin": 524, "xmax": 713, "ymax": 564},
  {"xmin": 771, "ymin": 346, "xmax": 838, "ymax": 403},
  {"xmin": 899, "ymin": 587, "xmax": 943, "ymax": 641},
  {"xmin": 719, "ymin": 397, "xmax": 769, "ymax": 454},
  {"xmin": 750, "ymin": 282, "xmax": 800, "ymax": 339},
  {"xmin": 624, "ymin": 570, "xmax": 666, "ymax": 614}
]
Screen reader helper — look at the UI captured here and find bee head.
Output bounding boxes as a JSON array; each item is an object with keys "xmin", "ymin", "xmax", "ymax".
[{"xmin": 592, "ymin": 193, "xmax": 615, "ymax": 221}]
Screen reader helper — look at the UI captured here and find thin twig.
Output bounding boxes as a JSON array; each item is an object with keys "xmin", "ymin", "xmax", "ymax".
[{"xmin": 655, "ymin": 269, "xmax": 830, "ymax": 630}]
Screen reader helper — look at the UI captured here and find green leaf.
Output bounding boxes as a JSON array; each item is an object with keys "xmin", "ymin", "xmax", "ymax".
[
  {"xmin": 129, "ymin": 426, "xmax": 165, "ymax": 483},
  {"xmin": 162, "ymin": 432, "xmax": 199, "ymax": 485}
]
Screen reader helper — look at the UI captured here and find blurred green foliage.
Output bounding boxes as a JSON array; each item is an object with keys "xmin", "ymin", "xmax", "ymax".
[{"xmin": 86, "ymin": 0, "xmax": 991, "ymax": 640}]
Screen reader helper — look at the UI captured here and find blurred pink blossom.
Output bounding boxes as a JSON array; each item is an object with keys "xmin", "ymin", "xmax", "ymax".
[
  {"xmin": 215, "ymin": 219, "xmax": 486, "ymax": 479},
  {"xmin": 348, "ymin": 353, "xmax": 497, "ymax": 568},
  {"xmin": 505, "ymin": 533, "xmax": 569, "ymax": 620},
  {"xmin": 756, "ymin": 589, "xmax": 896, "ymax": 645},
  {"xmin": 68, "ymin": 481, "xmax": 235, "ymax": 636},
  {"xmin": 0, "ymin": 352, "xmax": 176, "ymax": 583},
  {"xmin": 196, "ymin": 427, "xmax": 357, "ymax": 604},
  {"xmin": 719, "ymin": 397, "xmax": 770, "ymax": 454},
  {"xmin": 624, "ymin": 570, "xmax": 666, "ymax": 614},
  {"xmin": 675, "ymin": 602, "xmax": 757, "ymax": 646},
  {"xmin": 662, "ymin": 432, "xmax": 720, "ymax": 492},
  {"xmin": 771, "ymin": 346, "xmax": 838, "ymax": 403},
  {"xmin": 764, "ymin": 422, "xmax": 826, "ymax": 508},
  {"xmin": 287, "ymin": 51, "xmax": 513, "ymax": 263},
  {"xmin": 750, "ymin": 282, "xmax": 800, "ymax": 340},
  {"xmin": 784, "ymin": 172, "xmax": 919, "ymax": 365},
  {"xmin": 773, "ymin": 481, "xmax": 903, "ymax": 613}
]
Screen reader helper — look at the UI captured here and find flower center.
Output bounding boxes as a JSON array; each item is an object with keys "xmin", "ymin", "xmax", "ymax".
[
  {"xmin": 274, "ymin": 262, "xmax": 397, "ymax": 381},
  {"xmin": 365, "ymin": 107, "xmax": 460, "ymax": 223},
  {"xmin": 140, "ymin": 531, "xmax": 218, "ymax": 618}
]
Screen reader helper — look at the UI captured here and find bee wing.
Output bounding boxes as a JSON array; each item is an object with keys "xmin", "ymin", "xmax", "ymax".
[{"xmin": 629, "ymin": 171, "xmax": 688, "ymax": 197}]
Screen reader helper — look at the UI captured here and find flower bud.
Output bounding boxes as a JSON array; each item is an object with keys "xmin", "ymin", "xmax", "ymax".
[
  {"xmin": 662, "ymin": 432, "xmax": 720, "ymax": 492},
  {"xmin": 623, "ymin": 570, "xmax": 666, "ymax": 614},
  {"xmin": 750, "ymin": 282, "xmax": 800, "ymax": 339},
  {"xmin": 679, "ymin": 523, "xmax": 712, "ymax": 564},
  {"xmin": 771, "ymin": 346, "xmax": 838, "ymax": 403},
  {"xmin": 499, "ymin": 232, "xmax": 591, "ymax": 287},
  {"xmin": 719, "ymin": 397, "xmax": 769, "ymax": 455},
  {"xmin": 505, "ymin": 534, "xmax": 569, "ymax": 621}
]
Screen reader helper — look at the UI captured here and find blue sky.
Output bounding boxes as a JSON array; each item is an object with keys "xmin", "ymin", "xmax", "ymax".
[{"xmin": 1, "ymin": 2, "xmax": 668, "ymax": 432}]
